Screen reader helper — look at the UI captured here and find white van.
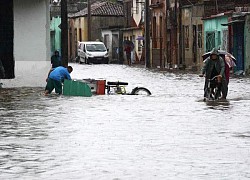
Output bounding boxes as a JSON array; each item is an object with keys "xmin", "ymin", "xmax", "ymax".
[{"xmin": 78, "ymin": 41, "xmax": 109, "ymax": 64}]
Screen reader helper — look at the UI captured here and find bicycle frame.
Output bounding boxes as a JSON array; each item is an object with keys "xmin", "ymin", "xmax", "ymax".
[
  {"xmin": 106, "ymin": 81, "xmax": 128, "ymax": 95},
  {"xmin": 205, "ymin": 75, "xmax": 221, "ymax": 100},
  {"xmin": 105, "ymin": 81, "xmax": 151, "ymax": 96}
]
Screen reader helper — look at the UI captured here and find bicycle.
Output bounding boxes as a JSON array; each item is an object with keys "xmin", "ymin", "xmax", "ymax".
[
  {"xmin": 203, "ymin": 75, "xmax": 221, "ymax": 101},
  {"xmin": 106, "ymin": 81, "xmax": 151, "ymax": 96}
]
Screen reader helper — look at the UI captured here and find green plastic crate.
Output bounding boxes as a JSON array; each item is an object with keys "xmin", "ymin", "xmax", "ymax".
[{"xmin": 63, "ymin": 79, "xmax": 92, "ymax": 97}]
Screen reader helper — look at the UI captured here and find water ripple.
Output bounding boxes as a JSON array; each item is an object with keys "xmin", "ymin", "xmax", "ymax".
[{"xmin": 0, "ymin": 64, "xmax": 250, "ymax": 179}]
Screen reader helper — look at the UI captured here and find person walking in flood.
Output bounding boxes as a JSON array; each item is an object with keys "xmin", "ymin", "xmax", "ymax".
[
  {"xmin": 45, "ymin": 66, "xmax": 73, "ymax": 95},
  {"xmin": 124, "ymin": 45, "xmax": 132, "ymax": 65},
  {"xmin": 199, "ymin": 48, "xmax": 228, "ymax": 99}
]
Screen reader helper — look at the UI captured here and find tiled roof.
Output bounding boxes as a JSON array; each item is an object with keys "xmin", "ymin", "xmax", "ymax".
[{"xmin": 69, "ymin": 1, "xmax": 124, "ymax": 18}]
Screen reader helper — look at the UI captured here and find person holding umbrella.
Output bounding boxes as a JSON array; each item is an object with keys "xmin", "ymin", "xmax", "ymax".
[
  {"xmin": 124, "ymin": 45, "xmax": 132, "ymax": 65},
  {"xmin": 123, "ymin": 40, "xmax": 134, "ymax": 65},
  {"xmin": 224, "ymin": 53, "xmax": 236, "ymax": 84},
  {"xmin": 202, "ymin": 49, "xmax": 236, "ymax": 85},
  {"xmin": 199, "ymin": 48, "xmax": 228, "ymax": 99}
]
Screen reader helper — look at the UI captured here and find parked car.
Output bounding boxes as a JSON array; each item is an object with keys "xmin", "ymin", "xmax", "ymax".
[{"xmin": 78, "ymin": 41, "xmax": 109, "ymax": 64}]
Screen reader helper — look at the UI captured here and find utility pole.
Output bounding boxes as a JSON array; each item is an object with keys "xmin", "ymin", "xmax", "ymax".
[
  {"xmin": 145, "ymin": 0, "xmax": 151, "ymax": 68},
  {"xmin": 87, "ymin": 0, "xmax": 91, "ymax": 41},
  {"xmin": 215, "ymin": 0, "xmax": 219, "ymax": 14},
  {"xmin": 61, "ymin": 0, "xmax": 68, "ymax": 67},
  {"xmin": 160, "ymin": 17, "xmax": 162, "ymax": 69},
  {"xmin": 166, "ymin": 0, "xmax": 170, "ymax": 68}
]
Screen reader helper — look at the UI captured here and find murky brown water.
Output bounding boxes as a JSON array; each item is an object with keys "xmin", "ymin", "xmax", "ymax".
[{"xmin": 1, "ymin": 64, "xmax": 250, "ymax": 179}]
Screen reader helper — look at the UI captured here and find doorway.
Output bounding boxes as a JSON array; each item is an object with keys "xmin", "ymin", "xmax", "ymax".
[
  {"xmin": 233, "ymin": 23, "xmax": 244, "ymax": 71},
  {"xmin": 0, "ymin": 0, "xmax": 14, "ymax": 79}
]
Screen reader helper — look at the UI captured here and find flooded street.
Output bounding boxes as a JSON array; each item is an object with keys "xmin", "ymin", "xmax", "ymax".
[{"xmin": 1, "ymin": 63, "xmax": 250, "ymax": 179}]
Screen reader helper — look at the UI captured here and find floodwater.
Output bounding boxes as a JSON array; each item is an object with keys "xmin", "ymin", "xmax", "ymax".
[{"xmin": 1, "ymin": 64, "xmax": 250, "ymax": 179}]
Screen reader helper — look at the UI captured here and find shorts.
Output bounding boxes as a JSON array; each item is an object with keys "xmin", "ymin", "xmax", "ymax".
[{"xmin": 45, "ymin": 78, "xmax": 62, "ymax": 94}]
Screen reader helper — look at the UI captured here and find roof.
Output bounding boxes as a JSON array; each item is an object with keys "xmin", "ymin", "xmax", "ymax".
[
  {"xmin": 221, "ymin": 20, "xmax": 245, "ymax": 26},
  {"xmin": 69, "ymin": 1, "xmax": 124, "ymax": 18},
  {"xmin": 120, "ymin": 26, "xmax": 141, "ymax": 31},
  {"xmin": 202, "ymin": 11, "xmax": 233, "ymax": 20}
]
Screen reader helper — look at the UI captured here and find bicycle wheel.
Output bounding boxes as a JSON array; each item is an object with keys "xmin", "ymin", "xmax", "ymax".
[
  {"xmin": 204, "ymin": 87, "xmax": 213, "ymax": 101},
  {"xmin": 130, "ymin": 87, "xmax": 151, "ymax": 96},
  {"xmin": 214, "ymin": 87, "xmax": 219, "ymax": 100}
]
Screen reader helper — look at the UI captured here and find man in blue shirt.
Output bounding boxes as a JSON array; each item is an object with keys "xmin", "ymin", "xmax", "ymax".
[{"xmin": 45, "ymin": 66, "xmax": 73, "ymax": 95}]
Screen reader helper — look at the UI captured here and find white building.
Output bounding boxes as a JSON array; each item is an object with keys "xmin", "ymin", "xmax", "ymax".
[{"xmin": 0, "ymin": 0, "xmax": 50, "ymax": 87}]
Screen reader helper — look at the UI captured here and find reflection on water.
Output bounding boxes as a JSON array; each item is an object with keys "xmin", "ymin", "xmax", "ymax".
[
  {"xmin": 204, "ymin": 99, "xmax": 231, "ymax": 111},
  {"xmin": 0, "ymin": 64, "xmax": 250, "ymax": 179},
  {"xmin": 233, "ymin": 132, "xmax": 250, "ymax": 139}
]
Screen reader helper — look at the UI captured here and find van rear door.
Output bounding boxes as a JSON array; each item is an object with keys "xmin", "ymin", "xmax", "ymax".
[{"xmin": 78, "ymin": 43, "xmax": 84, "ymax": 58}]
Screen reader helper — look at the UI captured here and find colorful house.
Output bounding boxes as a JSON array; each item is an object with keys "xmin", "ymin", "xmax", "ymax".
[
  {"xmin": 203, "ymin": 12, "xmax": 231, "ymax": 52},
  {"xmin": 203, "ymin": 13, "xmax": 230, "ymax": 52},
  {"xmin": 179, "ymin": 0, "xmax": 250, "ymax": 71},
  {"xmin": 203, "ymin": 11, "xmax": 250, "ymax": 73},
  {"xmin": 225, "ymin": 12, "xmax": 250, "ymax": 73}
]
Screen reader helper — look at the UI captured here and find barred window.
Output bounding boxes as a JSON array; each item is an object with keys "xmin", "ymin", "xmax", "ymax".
[{"xmin": 198, "ymin": 24, "xmax": 202, "ymax": 48}]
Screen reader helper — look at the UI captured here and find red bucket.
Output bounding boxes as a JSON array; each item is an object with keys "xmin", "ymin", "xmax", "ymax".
[{"xmin": 96, "ymin": 80, "xmax": 106, "ymax": 95}]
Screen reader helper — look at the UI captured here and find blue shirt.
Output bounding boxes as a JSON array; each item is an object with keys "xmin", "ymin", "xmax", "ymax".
[{"xmin": 49, "ymin": 66, "xmax": 71, "ymax": 82}]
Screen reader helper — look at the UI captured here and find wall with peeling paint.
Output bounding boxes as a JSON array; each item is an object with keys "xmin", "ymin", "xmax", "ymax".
[
  {"xmin": 203, "ymin": 16, "xmax": 229, "ymax": 52},
  {"xmin": 11, "ymin": 0, "xmax": 51, "ymax": 87}
]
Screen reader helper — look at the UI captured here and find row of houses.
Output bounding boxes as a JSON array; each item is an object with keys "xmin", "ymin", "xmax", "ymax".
[
  {"xmin": 122, "ymin": 0, "xmax": 250, "ymax": 73},
  {"xmin": 52, "ymin": 0, "xmax": 250, "ymax": 74},
  {"xmin": 67, "ymin": 1, "xmax": 125, "ymax": 63}
]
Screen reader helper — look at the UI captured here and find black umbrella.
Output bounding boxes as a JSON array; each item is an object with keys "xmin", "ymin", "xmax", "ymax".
[
  {"xmin": 202, "ymin": 50, "xmax": 236, "ymax": 68},
  {"xmin": 202, "ymin": 50, "xmax": 236, "ymax": 61}
]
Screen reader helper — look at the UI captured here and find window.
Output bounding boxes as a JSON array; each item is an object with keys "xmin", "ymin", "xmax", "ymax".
[
  {"xmin": 222, "ymin": 29, "xmax": 228, "ymax": 51},
  {"xmin": 79, "ymin": 28, "xmax": 82, "ymax": 42},
  {"xmin": 198, "ymin": 24, "xmax": 202, "ymax": 48},
  {"xmin": 153, "ymin": 16, "xmax": 157, "ymax": 48},
  {"xmin": 206, "ymin": 32, "xmax": 215, "ymax": 52},
  {"xmin": 86, "ymin": 44, "xmax": 106, "ymax": 52},
  {"xmin": 218, "ymin": 31, "xmax": 221, "ymax": 47},
  {"xmin": 159, "ymin": 16, "xmax": 163, "ymax": 37},
  {"xmin": 141, "ymin": 9, "xmax": 145, "ymax": 23}
]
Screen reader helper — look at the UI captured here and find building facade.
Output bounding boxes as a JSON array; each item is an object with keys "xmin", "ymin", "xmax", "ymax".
[{"xmin": 0, "ymin": 0, "xmax": 50, "ymax": 87}]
